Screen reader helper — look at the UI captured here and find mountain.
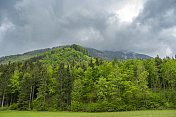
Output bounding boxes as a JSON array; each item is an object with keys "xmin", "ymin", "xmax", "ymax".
[
  {"xmin": 86, "ymin": 48, "xmax": 153, "ymax": 61},
  {"xmin": 30, "ymin": 44, "xmax": 91, "ymax": 66},
  {"xmin": 0, "ymin": 44, "xmax": 152, "ymax": 64},
  {"xmin": 0, "ymin": 48, "xmax": 51, "ymax": 64}
]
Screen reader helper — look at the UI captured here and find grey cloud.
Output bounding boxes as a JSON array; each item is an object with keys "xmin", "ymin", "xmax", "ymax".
[
  {"xmin": 0, "ymin": 0, "xmax": 176, "ymax": 58},
  {"xmin": 136, "ymin": 0, "xmax": 176, "ymax": 30},
  {"xmin": 135, "ymin": 0, "xmax": 176, "ymax": 57}
]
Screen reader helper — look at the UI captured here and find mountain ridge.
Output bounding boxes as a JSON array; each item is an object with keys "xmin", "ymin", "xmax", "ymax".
[
  {"xmin": 86, "ymin": 47, "xmax": 153, "ymax": 61},
  {"xmin": 0, "ymin": 44, "xmax": 152, "ymax": 64}
]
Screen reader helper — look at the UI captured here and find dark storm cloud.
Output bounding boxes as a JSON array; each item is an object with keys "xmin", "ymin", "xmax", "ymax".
[
  {"xmin": 0, "ymin": 0, "xmax": 21, "ymax": 24},
  {"xmin": 136, "ymin": 0, "xmax": 176, "ymax": 30},
  {"xmin": 0, "ymin": 0, "xmax": 176, "ymax": 58},
  {"xmin": 135, "ymin": 0, "xmax": 176, "ymax": 57}
]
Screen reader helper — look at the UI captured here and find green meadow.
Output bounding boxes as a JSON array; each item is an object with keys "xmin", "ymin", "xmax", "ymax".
[{"xmin": 0, "ymin": 110, "xmax": 176, "ymax": 117}]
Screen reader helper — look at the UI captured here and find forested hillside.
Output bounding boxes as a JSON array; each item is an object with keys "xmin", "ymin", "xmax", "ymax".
[
  {"xmin": 0, "ymin": 45, "xmax": 176, "ymax": 112},
  {"xmin": 0, "ymin": 45, "xmax": 91, "ymax": 65},
  {"xmin": 0, "ymin": 45, "xmax": 152, "ymax": 64},
  {"xmin": 0, "ymin": 48, "xmax": 50, "ymax": 64},
  {"xmin": 29, "ymin": 44, "xmax": 91, "ymax": 66}
]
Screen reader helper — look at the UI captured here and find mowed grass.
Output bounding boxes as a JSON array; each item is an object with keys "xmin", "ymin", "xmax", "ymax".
[{"xmin": 0, "ymin": 110, "xmax": 176, "ymax": 117}]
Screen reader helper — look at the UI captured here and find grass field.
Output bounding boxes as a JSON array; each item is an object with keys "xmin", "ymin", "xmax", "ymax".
[{"xmin": 0, "ymin": 110, "xmax": 176, "ymax": 117}]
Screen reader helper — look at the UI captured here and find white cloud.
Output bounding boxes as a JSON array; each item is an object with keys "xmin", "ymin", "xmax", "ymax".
[
  {"xmin": 115, "ymin": 0, "xmax": 145, "ymax": 23},
  {"xmin": 0, "ymin": 18, "xmax": 15, "ymax": 42},
  {"xmin": 166, "ymin": 47, "xmax": 173, "ymax": 56}
]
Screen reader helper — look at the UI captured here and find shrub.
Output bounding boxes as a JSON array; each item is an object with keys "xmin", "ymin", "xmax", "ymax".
[
  {"xmin": 9, "ymin": 103, "xmax": 19, "ymax": 110},
  {"xmin": 71, "ymin": 101, "xmax": 84, "ymax": 112},
  {"xmin": 0, "ymin": 107, "xmax": 9, "ymax": 111}
]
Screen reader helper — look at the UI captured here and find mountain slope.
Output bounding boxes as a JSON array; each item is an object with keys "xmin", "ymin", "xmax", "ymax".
[
  {"xmin": 30, "ymin": 44, "xmax": 91, "ymax": 66},
  {"xmin": 0, "ymin": 48, "xmax": 51, "ymax": 64},
  {"xmin": 0, "ymin": 44, "xmax": 152, "ymax": 64},
  {"xmin": 86, "ymin": 48, "xmax": 152, "ymax": 61}
]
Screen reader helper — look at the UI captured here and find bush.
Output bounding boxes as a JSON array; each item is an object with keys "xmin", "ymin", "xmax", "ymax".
[
  {"xmin": 47, "ymin": 107, "xmax": 57, "ymax": 111},
  {"xmin": 108, "ymin": 98, "xmax": 126, "ymax": 111},
  {"xmin": 85, "ymin": 99, "xmax": 126, "ymax": 112},
  {"xmin": 71, "ymin": 101, "xmax": 85, "ymax": 111},
  {"xmin": 86, "ymin": 103, "xmax": 100, "ymax": 112},
  {"xmin": 146, "ymin": 94, "xmax": 166, "ymax": 110},
  {"xmin": 0, "ymin": 107, "xmax": 9, "ymax": 111},
  {"xmin": 9, "ymin": 103, "xmax": 19, "ymax": 110},
  {"xmin": 167, "ymin": 102, "xmax": 176, "ymax": 109}
]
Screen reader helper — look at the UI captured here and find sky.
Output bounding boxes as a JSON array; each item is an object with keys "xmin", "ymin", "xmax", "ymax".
[{"xmin": 0, "ymin": 0, "xmax": 176, "ymax": 58}]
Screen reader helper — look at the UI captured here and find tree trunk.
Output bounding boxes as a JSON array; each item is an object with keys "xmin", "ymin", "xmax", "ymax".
[
  {"xmin": 29, "ymin": 85, "xmax": 32, "ymax": 110},
  {"xmin": 1, "ymin": 93, "xmax": 5, "ymax": 108},
  {"xmin": 32, "ymin": 86, "xmax": 34, "ymax": 104},
  {"xmin": 145, "ymin": 94, "xmax": 147, "ymax": 105},
  {"xmin": 167, "ymin": 88, "xmax": 170, "ymax": 102},
  {"xmin": 116, "ymin": 82, "xmax": 121, "ymax": 98},
  {"xmin": 10, "ymin": 94, "xmax": 13, "ymax": 106},
  {"xmin": 163, "ymin": 78, "xmax": 165, "ymax": 93},
  {"xmin": 67, "ymin": 94, "xmax": 69, "ymax": 106},
  {"xmin": 43, "ymin": 82, "xmax": 46, "ymax": 109},
  {"xmin": 153, "ymin": 77, "xmax": 156, "ymax": 93},
  {"xmin": 143, "ymin": 86, "xmax": 147, "ymax": 106},
  {"xmin": 159, "ymin": 78, "xmax": 162, "ymax": 99}
]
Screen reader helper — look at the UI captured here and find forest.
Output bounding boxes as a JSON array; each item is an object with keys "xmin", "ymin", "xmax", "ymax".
[{"xmin": 0, "ymin": 45, "xmax": 176, "ymax": 112}]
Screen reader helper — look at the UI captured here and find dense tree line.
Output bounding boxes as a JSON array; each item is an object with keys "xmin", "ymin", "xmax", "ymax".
[{"xmin": 0, "ymin": 56, "xmax": 176, "ymax": 112}]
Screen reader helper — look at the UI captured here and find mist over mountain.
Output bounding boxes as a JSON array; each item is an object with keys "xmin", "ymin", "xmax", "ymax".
[{"xmin": 86, "ymin": 47, "xmax": 152, "ymax": 61}]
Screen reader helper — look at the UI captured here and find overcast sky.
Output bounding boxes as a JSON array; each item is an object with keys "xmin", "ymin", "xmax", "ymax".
[{"xmin": 0, "ymin": 0, "xmax": 176, "ymax": 58}]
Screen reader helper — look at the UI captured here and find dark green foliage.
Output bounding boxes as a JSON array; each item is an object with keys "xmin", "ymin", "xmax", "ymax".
[
  {"xmin": 31, "ymin": 45, "xmax": 91, "ymax": 66},
  {"xmin": 53, "ymin": 63, "xmax": 73, "ymax": 110},
  {"xmin": 71, "ymin": 44, "xmax": 89, "ymax": 56},
  {"xmin": 9, "ymin": 103, "xmax": 18, "ymax": 110}
]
